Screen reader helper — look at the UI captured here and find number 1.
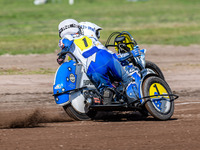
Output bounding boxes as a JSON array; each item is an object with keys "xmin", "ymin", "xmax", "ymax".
[
  {"xmin": 153, "ymin": 84, "xmax": 160, "ymax": 95},
  {"xmin": 82, "ymin": 38, "xmax": 88, "ymax": 47}
]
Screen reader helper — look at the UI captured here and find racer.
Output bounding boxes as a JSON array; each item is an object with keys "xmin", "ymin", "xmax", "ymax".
[
  {"xmin": 79, "ymin": 21, "xmax": 143, "ymax": 80},
  {"xmin": 66, "ymin": 22, "xmax": 111, "ymax": 61},
  {"xmin": 79, "ymin": 21, "xmax": 144, "ymax": 70},
  {"xmin": 79, "ymin": 21, "xmax": 108, "ymax": 50},
  {"xmin": 57, "ymin": 19, "xmax": 139, "ymax": 105}
]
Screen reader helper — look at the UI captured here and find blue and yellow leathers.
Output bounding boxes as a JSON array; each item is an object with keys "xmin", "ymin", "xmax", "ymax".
[{"xmin": 58, "ymin": 35, "xmax": 135, "ymax": 95}]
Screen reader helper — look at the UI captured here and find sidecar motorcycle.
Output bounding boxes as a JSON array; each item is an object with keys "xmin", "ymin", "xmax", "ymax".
[{"xmin": 53, "ymin": 31, "xmax": 178, "ymax": 121}]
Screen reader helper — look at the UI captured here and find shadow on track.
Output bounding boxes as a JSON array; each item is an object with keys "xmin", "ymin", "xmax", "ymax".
[{"xmin": 92, "ymin": 111, "xmax": 178, "ymax": 122}]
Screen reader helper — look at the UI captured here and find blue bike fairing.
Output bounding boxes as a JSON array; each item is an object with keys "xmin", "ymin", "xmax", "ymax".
[
  {"xmin": 124, "ymin": 65, "xmax": 141, "ymax": 100},
  {"xmin": 132, "ymin": 45, "xmax": 140, "ymax": 57},
  {"xmin": 131, "ymin": 71, "xmax": 142, "ymax": 99},
  {"xmin": 126, "ymin": 82, "xmax": 139, "ymax": 101},
  {"xmin": 53, "ymin": 60, "xmax": 77, "ymax": 105},
  {"xmin": 86, "ymin": 50, "xmax": 133, "ymax": 93}
]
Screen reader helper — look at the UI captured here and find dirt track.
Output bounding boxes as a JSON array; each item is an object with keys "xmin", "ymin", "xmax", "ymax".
[{"xmin": 0, "ymin": 45, "xmax": 200, "ymax": 150}]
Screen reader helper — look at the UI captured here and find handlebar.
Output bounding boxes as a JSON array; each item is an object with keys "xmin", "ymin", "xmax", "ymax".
[
  {"xmin": 105, "ymin": 42, "xmax": 134, "ymax": 48},
  {"xmin": 105, "ymin": 44, "xmax": 118, "ymax": 48},
  {"xmin": 119, "ymin": 43, "xmax": 130, "ymax": 52}
]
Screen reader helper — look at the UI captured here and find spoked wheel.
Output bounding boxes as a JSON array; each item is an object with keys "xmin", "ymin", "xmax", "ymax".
[
  {"xmin": 142, "ymin": 76, "xmax": 174, "ymax": 120},
  {"xmin": 145, "ymin": 60, "xmax": 165, "ymax": 80}
]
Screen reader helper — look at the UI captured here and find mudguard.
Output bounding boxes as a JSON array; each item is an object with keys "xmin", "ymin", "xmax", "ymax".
[
  {"xmin": 53, "ymin": 60, "xmax": 95, "ymax": 106},
  {"xmin": 53, "ymin": 60, "xmax": 77, "ymax": 105}
]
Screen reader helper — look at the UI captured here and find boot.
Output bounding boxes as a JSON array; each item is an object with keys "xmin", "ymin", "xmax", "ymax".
[{"xmin": 103, "ymin": 88, "xmax": 114, "ymax": 105}]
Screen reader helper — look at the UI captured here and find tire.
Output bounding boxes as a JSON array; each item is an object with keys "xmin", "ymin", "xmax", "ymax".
[
  {"xmin": 142, "ymin": 76, "xmax": 174, "ymax": 120},
  {"xmin": 145, "ymin": 60, "xmax": 165, "ymax": 80},
  {"xmin": 63, "ymin": 104, "xmax": 97, "ymax": 121}
]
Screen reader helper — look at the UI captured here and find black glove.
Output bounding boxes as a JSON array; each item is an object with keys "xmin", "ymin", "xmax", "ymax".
[
  {"xmin": 57, "ymin": 57, "xmax": 64, "ymax": 65},
  {"xmin": 57, "ymin": 52, "xmax": 66, "ymax": 65}
]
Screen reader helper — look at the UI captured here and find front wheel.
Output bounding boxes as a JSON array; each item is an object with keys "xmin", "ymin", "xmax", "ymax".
[{"xmin": 142, "ymin": 76, "xmax": 174, "ymax": 120}]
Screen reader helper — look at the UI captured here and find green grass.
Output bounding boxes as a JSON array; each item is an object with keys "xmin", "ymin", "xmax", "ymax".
[
  {"xmin": 0, "ymin": 67, "xmax": 54, "ymax": 75},
  {"xmin": 0, "ymin": 0, "xmax": 200, "ymax": 55}
]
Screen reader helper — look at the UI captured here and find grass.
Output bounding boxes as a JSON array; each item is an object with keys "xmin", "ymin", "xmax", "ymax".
[
  {"xmin": 0, "ymin": 0, "xmax": 200, "ymax": 55},
  {"xmin": 0, "ymin": 67, "xmax": 54, "ymax": 75}
]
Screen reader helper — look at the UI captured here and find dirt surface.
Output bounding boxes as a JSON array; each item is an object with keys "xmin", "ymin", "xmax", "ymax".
[{"xmin": 0, "ymin": 45, "xmax": 200, "ymax": 150}]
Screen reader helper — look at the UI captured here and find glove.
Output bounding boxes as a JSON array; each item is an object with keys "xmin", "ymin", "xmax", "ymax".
[
  {"xmin": 57, "ymin": 57, "xmax": 64, "ymax": 65},
  {"xmin": 57, "ymin": 52, "xmax": 66, "ymax": 65}
]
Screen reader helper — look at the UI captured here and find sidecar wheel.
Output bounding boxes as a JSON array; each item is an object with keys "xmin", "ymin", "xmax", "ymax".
[
  {"xmin": 145, "ymin": 60, "xmax": 165, "ymax": 80},
  {"xmin": 142, "ymin": 76, "xmax": 174, "ymax": 120},
  {"xmin": 63, "ymin": 104, "xmax": 97, "ymax": 121}
]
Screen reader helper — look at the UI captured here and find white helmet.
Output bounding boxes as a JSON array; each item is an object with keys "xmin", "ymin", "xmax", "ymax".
[
  {"xmin": 79, "ymin": 22, "xmax": 102, "ymax": 39},
  {"xmin": 58, "ymin": 19, "xmax": 81, "ymax": 38}
]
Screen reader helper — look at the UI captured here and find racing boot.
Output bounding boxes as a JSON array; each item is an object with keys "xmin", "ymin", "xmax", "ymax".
[{"xmin": 103, "ymin": 87, "xmax": 115, "ymax": 105}]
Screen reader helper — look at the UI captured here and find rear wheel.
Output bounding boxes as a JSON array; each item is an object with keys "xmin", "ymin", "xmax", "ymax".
[
  {"xmin": 63, "ymin": 104, "xmax": 97, "ymax": 121},
  {"xmin": 145, "ymin": 60, "xmax": 165, "ymax": 80},
  {"xmin": 142, "ymin": 76, "xmax": 174, "ymax": 120}
]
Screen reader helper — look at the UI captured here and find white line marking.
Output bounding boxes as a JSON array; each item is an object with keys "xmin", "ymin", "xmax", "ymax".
[{"xmin": 176, "ymin": 101, "xmax": 200, "ymax": 105}]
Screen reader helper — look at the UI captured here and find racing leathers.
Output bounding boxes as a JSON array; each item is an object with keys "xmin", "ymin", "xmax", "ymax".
[{"xmin": 58, "ymin": 34, "xmax": 138, "ymax": 103}]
